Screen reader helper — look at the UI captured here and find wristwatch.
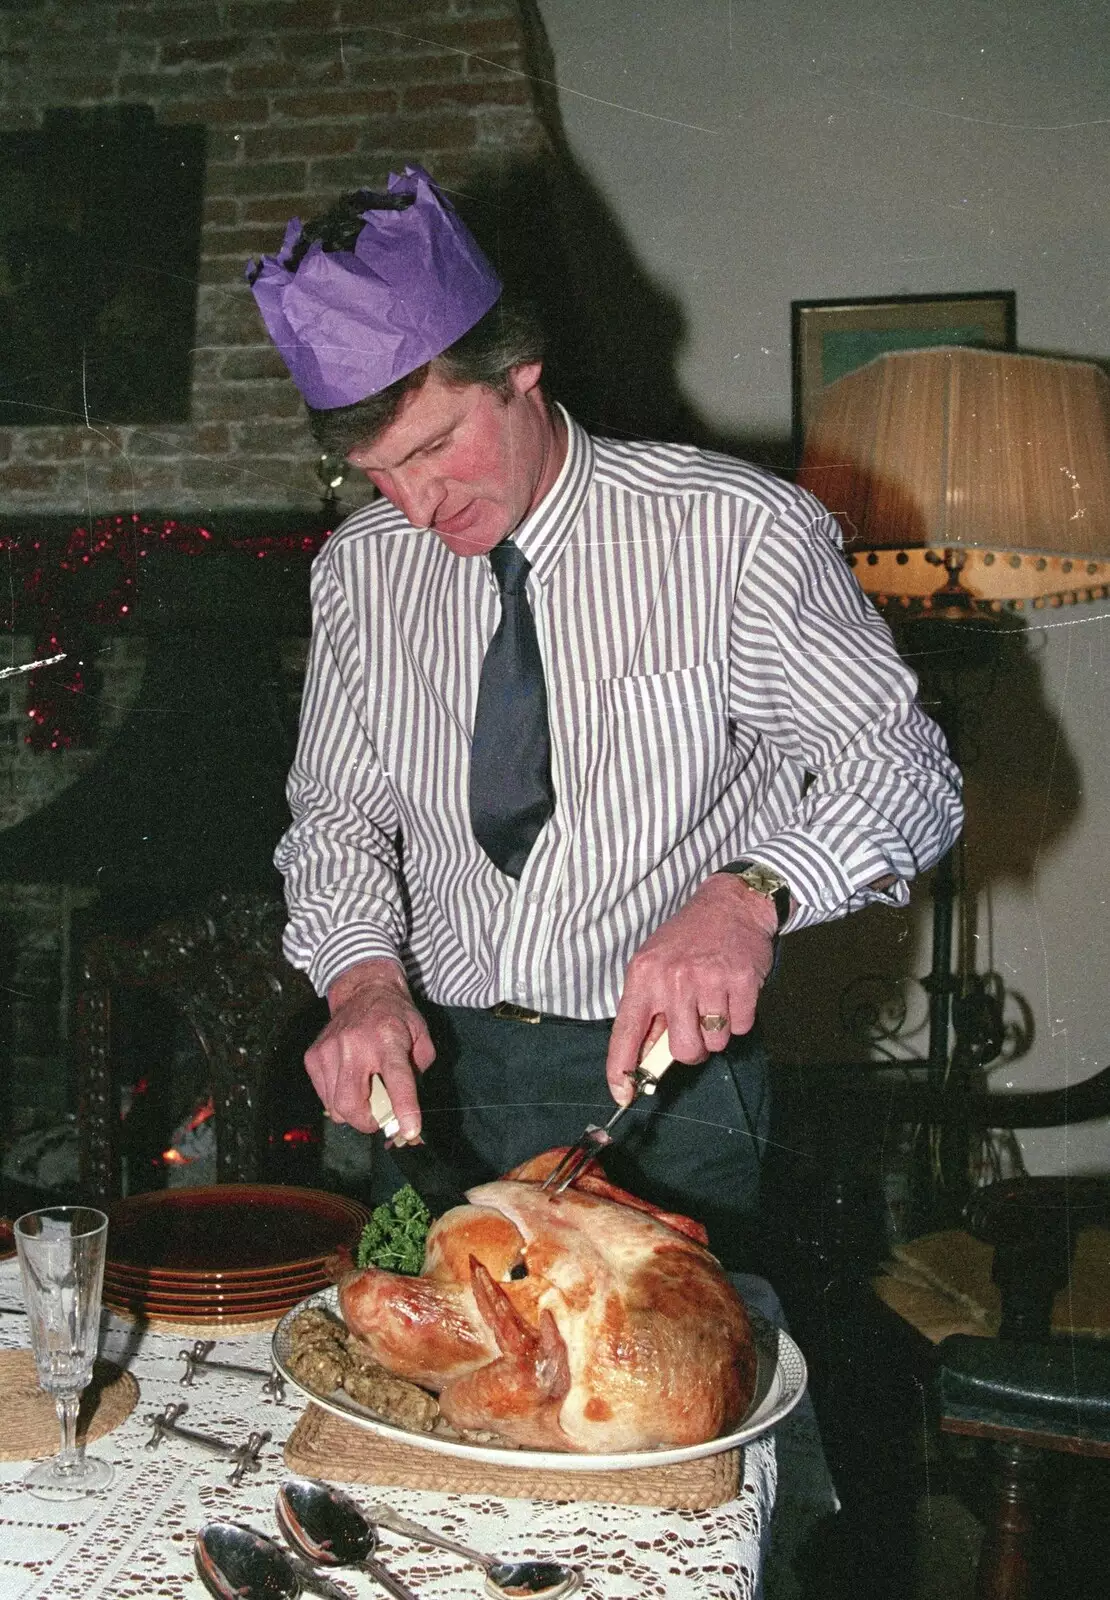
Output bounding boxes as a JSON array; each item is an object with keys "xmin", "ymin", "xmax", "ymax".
[{"xmin": 717, "ymin": 859, "xmax": 792, "ymax": 930}]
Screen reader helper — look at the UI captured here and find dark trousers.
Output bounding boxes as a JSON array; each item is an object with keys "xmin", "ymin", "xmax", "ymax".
[{"xmin": 373, "ymin": 1005, "xmax": 770, "ymax": 1270}]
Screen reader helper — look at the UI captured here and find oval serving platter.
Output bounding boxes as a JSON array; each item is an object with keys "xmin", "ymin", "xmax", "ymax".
[{"xmin": 273, "ymin": 1286, "xmax": 807, "ymax": 1473}]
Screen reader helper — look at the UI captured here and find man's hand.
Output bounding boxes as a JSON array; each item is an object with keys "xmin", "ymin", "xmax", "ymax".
[
  {"xmin": 605, "ymin": 873, "xmax": 779, "ymax": 1104},
  {"xmin": 305, "ymin": 958, "xmax": 435, "ymax": 1138}
]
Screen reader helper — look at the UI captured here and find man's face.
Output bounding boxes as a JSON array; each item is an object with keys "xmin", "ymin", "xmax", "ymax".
[{"xmin": 346, "ymin": 362, "xmax": 566, "ymax": 557}]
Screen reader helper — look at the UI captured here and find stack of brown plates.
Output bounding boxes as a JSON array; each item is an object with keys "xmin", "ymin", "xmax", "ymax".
[{"xmin": 103, "ymin": 1185, "xmax": 369, "ymax": 1325}]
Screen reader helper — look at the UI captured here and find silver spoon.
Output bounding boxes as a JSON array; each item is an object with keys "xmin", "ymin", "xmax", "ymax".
[
  {"xmin": 275, "ymin": 1481, "xmax": 420, "ymax": 1600},
  {"xmin": 194, "ymin": 1522, "xmax": 349, "ymax": 1600},
  {"xmin": 277, "ymin": 1478, "xmax": 581, "ymax": 1600}
]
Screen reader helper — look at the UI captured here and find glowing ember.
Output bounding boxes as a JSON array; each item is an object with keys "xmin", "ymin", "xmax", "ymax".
[
  {"xmin": 160, "ymin": 1096, "xmax": 216, "ymax": 1166},
  {"xmin": 185, "ymin": 1097, "xmax": 216, "ymax": 1133}
]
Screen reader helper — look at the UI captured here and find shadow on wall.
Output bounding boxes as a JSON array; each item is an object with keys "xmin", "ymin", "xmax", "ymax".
[
  {"xmin": 949, "ymin": 618, "xmax": 1084, "ymax": 892},
  {"xmin": 453, "ymin": 2, "xmax": 792, "ymax": 469},
  {"xmin": 450, "ymin": 3, "xmax": 1083, "ymax": 1083},
  {"xmin": 760, "ymin": 612, "xmax": 1082, "ymax": 1069}
]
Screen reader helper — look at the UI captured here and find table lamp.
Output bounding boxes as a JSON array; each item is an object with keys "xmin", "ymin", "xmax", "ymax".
[
  {"xmin": 798, "ymin": 345, "xmax": 1110, "ymax": 618},
  {"xmin": 796, "ymin": 345, "xmax": 1110, "ymax": 1214}
]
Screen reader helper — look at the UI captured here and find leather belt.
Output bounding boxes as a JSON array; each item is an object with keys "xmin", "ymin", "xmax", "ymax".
[{"xmin": 489, "ymin": 1001, "xmax": 612, "ymax": 1028}]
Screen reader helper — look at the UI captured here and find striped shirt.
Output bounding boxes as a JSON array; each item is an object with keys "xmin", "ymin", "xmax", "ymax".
[{"xmin": 276, "ymin": 407, "xmax": 962, "ymax": 1016}]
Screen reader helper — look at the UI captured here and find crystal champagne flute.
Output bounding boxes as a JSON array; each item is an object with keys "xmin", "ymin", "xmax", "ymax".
[{"xmin": 14, "ymin": 1205, "xmax": 115, "ymax": 1499}]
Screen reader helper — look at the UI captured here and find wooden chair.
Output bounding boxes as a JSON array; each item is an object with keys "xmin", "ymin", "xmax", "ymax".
[
  {"xmin": 867, "ymin": 1082, "xmax": 1110, "ymax": 1600},
  {"xmin": 766, "ymin": 1062, "xmax": 1110, "ymax": 1599},
  {"xmin": 74, "ymin": 890, "xmax": 318, "ymax": 1204},
  {"xmin": 932, "ymin": 1178, "xmax": 1110, "ymax": 1600}
]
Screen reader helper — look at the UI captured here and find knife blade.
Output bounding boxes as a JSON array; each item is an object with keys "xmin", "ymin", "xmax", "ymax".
[{"xmin": 367, "ymin": 1077, "xmax": 470, "ymax": 1217}]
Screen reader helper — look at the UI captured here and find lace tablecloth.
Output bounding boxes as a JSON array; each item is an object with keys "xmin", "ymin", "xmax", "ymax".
[{"xmin": 0, "ymin": 1260, "xmax": 780, "ymax": 1600}]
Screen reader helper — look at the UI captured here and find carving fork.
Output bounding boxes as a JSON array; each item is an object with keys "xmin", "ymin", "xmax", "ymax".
[{"xmin": 541, "ymin": 1030, "xmax": 675, "ymax": 1194}]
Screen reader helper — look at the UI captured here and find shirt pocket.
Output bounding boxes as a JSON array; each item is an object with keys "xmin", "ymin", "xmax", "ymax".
[{"xmin": 576, "ymin": 658, "xmax": 731, "ymax": 872}]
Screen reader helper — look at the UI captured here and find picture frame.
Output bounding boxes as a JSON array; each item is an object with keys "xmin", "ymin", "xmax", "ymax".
[
  {"xmin": 791, "ymin": 290, "xmax": 1017, "ymax": 462},
  {"xmin": 0, "ymin": 106, "xmax": 205, "ymax": 428}
]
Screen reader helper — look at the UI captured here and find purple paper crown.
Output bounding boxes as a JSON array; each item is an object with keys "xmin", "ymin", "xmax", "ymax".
[{"xmin": 247, "ymin": 165, "xmax": 502, "ymax": 410}]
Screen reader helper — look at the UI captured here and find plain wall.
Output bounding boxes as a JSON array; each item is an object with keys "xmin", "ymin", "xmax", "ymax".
[{"xmin": 539, "ymin": 0, "xmax": 1110, "ymax": 1173}]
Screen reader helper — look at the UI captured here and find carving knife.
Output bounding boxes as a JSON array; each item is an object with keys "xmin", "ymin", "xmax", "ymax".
[
  {"xmin": 367, "ymin": 1077, "xmax": 469, "ymax": 1218},
  {"xmin": 367, "ymin": 1030, "xmax": 677, "ymax": 1213}
]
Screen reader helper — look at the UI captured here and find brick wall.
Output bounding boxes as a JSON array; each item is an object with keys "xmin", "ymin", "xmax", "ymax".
[
  {"xmin": 0, "ymin": 1, "xmax": 562, "ymax": 1164},
  {"xmin": 0, "ymin": 0, "xmax": 550, "ymax": 516}
]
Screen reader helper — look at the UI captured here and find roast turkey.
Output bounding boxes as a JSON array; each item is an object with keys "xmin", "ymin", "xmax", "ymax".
[{"xmin": 337, "ymin": 1149, "xmax": 758, "ymax": 1453}]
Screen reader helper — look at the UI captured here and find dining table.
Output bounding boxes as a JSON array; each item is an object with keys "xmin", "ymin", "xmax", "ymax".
[{"xmin": 0, "ymin": 1253, "xmax": 830, "ymax": 1599}]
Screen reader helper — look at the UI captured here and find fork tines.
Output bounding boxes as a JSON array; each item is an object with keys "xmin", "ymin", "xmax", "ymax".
[
  {"xmin": 540, "ymin": 1129, "xmax": 607, "ymax": 1195},
  {"xmin": 541, "ymin": 1101, "xmax": 635, "ymax": 1193}
]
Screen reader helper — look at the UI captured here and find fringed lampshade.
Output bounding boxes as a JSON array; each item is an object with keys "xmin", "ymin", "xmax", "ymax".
[{"xmin": 798, "ymin": 347, "xmax": 1110, "ymax": 615}]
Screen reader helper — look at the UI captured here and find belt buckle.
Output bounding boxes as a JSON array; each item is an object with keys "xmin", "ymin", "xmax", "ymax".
[{"xmin": 492, "ymin": 1001, "xmax": 543, "ymax": 1024}]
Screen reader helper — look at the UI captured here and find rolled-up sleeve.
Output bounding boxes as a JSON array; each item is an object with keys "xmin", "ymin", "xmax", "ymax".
[{"xmin": 730, "ymin": 493, "xmax": 963, "ymax": 930}]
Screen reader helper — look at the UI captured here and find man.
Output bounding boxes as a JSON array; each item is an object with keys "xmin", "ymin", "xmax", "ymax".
[{"xmin": 250, "ymin": 167, "xmax": 962, "ymax": 1260}]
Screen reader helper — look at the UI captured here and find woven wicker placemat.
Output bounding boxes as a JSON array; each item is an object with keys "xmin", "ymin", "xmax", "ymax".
[
  {"xmin": 285, "ymin": 1403, "xmax": 742, "ymax": 1509},
  {"xmin": 0, "ymin": 1350, "xmax": 139, "ymax": 1460}
]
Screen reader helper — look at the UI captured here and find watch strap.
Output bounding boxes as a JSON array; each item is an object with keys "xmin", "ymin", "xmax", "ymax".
[{"xmin": 717, "ymin": 859, "xmax": 791, "ymax": 930}]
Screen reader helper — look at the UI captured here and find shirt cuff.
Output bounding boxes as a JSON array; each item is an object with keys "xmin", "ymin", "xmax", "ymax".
[
  {"xmin": 741, "ymin": 831, "xmax": 910, "ymax": 932},
  {"xmin": 290, "ymin": 923, "xmax": 405, "ymax": 998}
]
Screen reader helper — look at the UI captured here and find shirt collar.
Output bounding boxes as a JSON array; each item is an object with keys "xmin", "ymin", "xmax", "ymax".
[{"xmin": 509, "ymin": 405, "xmax": 594, "ymax": 583}]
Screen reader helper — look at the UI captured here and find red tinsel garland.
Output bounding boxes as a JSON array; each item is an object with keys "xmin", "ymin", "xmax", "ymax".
[{"xmin": 0, "ymin": 513, "xmax": 329, "ymax": 752}]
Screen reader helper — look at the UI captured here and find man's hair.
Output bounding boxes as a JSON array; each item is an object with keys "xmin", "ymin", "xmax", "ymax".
[
  {"xmin": 307, "ymin": 295, "xmax": 546, "ymax": 457},
  {"xmin": 294, "ymin": 189, "xmax": 546, "ymax": 458}
]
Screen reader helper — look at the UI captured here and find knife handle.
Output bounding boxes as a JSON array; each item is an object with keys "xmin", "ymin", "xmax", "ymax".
[
  {"xmin": 635, "ymin": 1029, "xmax": 674, "ymax": 1094},
  {"xmin": 368, "ymin": 1077, "xmax": 402, "ymax": 1142}
]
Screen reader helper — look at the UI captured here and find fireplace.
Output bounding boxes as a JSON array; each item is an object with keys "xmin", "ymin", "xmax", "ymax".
[
  {"xmin": 75, "ymin": 907, "xmax": 330, "ymax": 1206},
  {"xmin": 0, "ymin": 511, "xmax": 332, "ymax": 1208}
]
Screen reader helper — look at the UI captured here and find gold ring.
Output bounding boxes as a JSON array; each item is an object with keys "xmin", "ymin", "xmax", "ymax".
[{"xmin": 698, "ymin": 1013, "xmax": 729, "ymax": 1033}]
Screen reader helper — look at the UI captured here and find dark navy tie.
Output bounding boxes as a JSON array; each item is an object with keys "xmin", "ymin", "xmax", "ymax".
[{"xmin": 468, "ymin": 540, "xmax": 555, "ymax": 878}]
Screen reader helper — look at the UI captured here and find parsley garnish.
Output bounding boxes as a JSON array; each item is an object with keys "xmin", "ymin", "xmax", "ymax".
[{"xmin": 356, "ymin": 1184, "xmax": 431, "ymax": 1275}]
